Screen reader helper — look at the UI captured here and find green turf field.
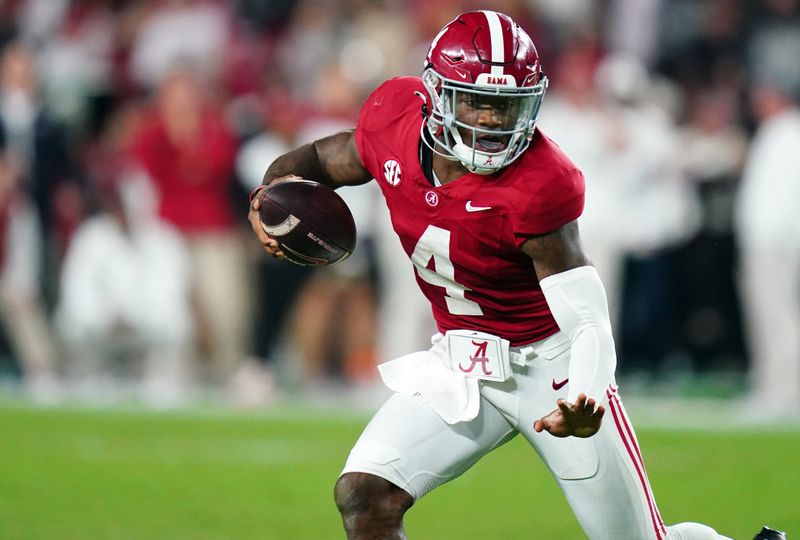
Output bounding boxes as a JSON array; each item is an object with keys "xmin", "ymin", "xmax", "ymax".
[{"xmin": 0, "ymin": 401, "xmax": 797, "ymax": 539}]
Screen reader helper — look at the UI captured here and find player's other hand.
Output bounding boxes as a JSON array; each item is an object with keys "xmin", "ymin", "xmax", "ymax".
[
  {"xmin": 248, "ymin": 174, "xmax": 301, "ymax": 258},
  {"xmin": 533, "ymin": 393, "xmax": 605, "ymax": 438}
]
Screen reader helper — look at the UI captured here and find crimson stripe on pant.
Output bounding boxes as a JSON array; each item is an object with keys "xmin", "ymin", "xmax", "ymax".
[
  {"xmin": 607, "ymin": 387, "xmax": 666, "ymax": 536},
  {"xmin": 606, "ymin": 387, "xmax": 666, "ymax": 539}
]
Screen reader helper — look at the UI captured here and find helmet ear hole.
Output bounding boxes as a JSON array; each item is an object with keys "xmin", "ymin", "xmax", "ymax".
[{"xmin": 423, "ymin": 70, "xmax": 439, "ymax": 88}]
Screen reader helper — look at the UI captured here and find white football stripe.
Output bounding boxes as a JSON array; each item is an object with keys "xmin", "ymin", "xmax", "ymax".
[
  {"xmin": 482, "ymin": 10, "xmax": 505, "ymax": 76},
  {"xmin": 261, "ymin": 214, "xmax": 300, "ymax": 236}
]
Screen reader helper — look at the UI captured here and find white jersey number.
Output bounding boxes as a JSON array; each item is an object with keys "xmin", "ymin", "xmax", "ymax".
[{"xmin": 410, "ymin": 225, "xmax": 483, "ymax": 316}]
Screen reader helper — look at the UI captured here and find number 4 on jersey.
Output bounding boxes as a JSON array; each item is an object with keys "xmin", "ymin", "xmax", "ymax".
[{"xmin": 411, "ymin": 225, "xmax": 483, "ymax": 316}]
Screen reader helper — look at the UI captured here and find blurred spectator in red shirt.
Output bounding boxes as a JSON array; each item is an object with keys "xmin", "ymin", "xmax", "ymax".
[
  {"xmin": 130, "ymin": 63, "xmax": 252, "ymax": 392},
  {"xmin": 132, "ymin": 65, "xmax": 237, "ymax": 232}
]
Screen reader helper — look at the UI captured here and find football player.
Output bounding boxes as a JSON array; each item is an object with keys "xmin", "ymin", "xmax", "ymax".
[{"xmin": 249, "ymin": 10, "xmax": 761, "ymax": 540}]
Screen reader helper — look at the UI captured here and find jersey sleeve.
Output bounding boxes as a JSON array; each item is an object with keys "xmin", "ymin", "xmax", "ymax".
[
  {"xmin": 355, "ymin": 77, "xmax": 422, "ymax": 179},
  {"xmin": 354, "ymin": 88, "xmax": 380, "ymax": 178},
  {"xmin": 512, "ymin": 165, "xmax": 585, "ymax": 247}
]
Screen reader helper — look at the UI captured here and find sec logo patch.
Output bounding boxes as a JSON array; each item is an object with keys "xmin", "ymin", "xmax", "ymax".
[{"xmin": 383, "ymin": 159, "xmax": 402, "ymax": 186}]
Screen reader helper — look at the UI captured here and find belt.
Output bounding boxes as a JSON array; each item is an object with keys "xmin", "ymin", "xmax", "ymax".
[
  {"xmin": 509, "ymin": 345, "xmax": 537, "ymax": 366},
  {"xmin": 509, "ymin": 332, "xmax": 571, "ymax": 367}
]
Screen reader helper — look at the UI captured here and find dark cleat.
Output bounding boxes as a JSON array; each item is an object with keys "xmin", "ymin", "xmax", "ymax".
[{"xmin": 754, "ymin": 526, "xmax": 787, "ymax": 540}]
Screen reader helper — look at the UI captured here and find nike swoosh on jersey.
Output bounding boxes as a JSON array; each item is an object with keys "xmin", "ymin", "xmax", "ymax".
[
  {"xmin": 465, "ymin": 201, "xmax": 492, "ymax": 212},
  {"xmin": 552, "ymin": 378, "xmax": 569, "ymax": 391}
]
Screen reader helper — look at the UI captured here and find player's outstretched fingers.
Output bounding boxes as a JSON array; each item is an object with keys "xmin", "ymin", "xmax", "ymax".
[
  {"xmin": 594, "ymin": 404, "xmax": 605, "ymax": 419},
  {"xmin": 557, "ymin": 398, "xmax": 571, "ymax": 414},
  {"xmin": 583, "ymin": 397, "xmax": 597, "ymax": 414},
  {"xmin": 573, "ymin": 393, "xmax": 588, "ymax": 411}
]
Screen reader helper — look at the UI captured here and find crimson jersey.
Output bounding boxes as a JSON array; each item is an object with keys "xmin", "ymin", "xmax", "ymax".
[{"xmin": 355, "ymin": 77, "xmax": 585, "ymax": 346}]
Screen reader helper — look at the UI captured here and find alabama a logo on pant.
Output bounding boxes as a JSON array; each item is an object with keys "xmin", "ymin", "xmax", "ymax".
[{"xmin": 458, "ymin": 340, "xmax": 493, "ymax": 376}]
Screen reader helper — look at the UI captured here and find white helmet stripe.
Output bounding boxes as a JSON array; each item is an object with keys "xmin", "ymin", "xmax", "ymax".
[
  {"xmin": 481, "ymin": 10, "xmax": 505, "ymax": 76},
  {"xmin": 425, "ymin": 25, "xmax": 449, "ymax": 67}
]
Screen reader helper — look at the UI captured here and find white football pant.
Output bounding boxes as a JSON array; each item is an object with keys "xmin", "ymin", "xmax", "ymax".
[{"xmin": 342, "ymin": 332, "xmax": 730, "ymax": 539}]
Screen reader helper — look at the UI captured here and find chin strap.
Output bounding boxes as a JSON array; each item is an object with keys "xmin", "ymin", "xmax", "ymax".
[
  {"xmin": 449, "ymin": 126, "xmax": 506, "ymax": 175},
  {"xmin": 460, "ymin": 160, "xmax": 496, "ymax": 176}
]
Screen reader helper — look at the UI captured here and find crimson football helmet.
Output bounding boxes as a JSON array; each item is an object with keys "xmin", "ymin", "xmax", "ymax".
[{"xmin": 422, "ymin": 10, "xmax": 548, "ymax": 174}]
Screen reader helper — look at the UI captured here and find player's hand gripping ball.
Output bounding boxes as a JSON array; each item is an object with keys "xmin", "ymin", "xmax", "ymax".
[{"xmin": 258, "ymin": 179, "xmax": 357, "ymax": 266}]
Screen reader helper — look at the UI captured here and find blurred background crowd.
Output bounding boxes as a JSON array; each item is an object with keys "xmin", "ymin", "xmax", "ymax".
[{"xmin": 0, "ymin": 0, "xmax": 798, "ymax": 415}]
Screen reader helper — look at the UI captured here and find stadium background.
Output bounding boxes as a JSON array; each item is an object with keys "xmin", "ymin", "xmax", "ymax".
[{"xmin": 0, "ymin": 0, "xmax": 798, "ymax": 538}]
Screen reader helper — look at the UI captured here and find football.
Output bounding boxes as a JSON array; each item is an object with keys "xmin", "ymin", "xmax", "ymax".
[{"xmin": 258, "ymin": 179, "xmax": 357, "ymax": 266}]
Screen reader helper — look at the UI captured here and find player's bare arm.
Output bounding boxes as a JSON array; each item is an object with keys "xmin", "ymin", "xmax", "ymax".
[
  {"xmin": 521, "ymin": 221, "xmax": 607, "ymax": 438},
  {"xmin": 263, "ymin": 129, "xmax": 372, "ymax": 188},
  {"xmin": 519, "ymin": 219, "xmax": 589, "ymax": 280},
  {"xmin": 248, "ymin": 130, "xmax": 372, "ymax": 257}
]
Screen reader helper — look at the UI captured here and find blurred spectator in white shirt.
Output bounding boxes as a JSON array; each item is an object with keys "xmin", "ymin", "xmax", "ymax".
[
  {"xmin": 56, "ymin": 170, "xmax": 193, "ymax": 407},
  {"xmin": 539, "ymin": 46, "xmax": 700, "ymax": 379},
  {"xmin": 735, "ymin": 80, "xmax": 800, "ymax": 416},
  {"xmin": 539, "ymin": 46, "xmax": 698, "ymax": 323}
]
